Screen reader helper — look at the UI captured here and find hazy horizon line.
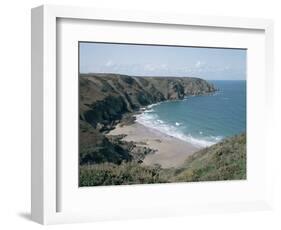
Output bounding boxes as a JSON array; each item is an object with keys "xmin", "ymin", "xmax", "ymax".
[{"xmin": 79, "ymin": 72, "xmax": 246, "ymax": 81}]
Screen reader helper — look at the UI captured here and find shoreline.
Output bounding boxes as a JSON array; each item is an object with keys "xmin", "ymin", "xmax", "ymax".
[
  {"xmin": 105, "ymin": 90, "xmax": 221, "ymax": 168},
  {"xmin": 107, "ymin": 121, "xmax": 202, "ymax": 168}
]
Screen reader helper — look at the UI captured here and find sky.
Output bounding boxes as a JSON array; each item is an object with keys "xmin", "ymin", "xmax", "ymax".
[{"xmin": 79, "ymin": 42, "xmax": 246, "ymax": 80}]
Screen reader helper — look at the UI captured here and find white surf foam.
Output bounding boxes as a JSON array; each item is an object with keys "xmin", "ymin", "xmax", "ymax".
[
  {"xmin": 147, "ymin": 101, "xmax": 163, "ymax": 109},
  {"xmin": 135, "ymin": 112, "xmax": 219, "ymax": 148}
]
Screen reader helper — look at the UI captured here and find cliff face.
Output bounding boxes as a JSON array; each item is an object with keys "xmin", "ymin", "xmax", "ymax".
[{"xmin": 80, "ymin": 73, "xmax": 216, "ymax": 132}]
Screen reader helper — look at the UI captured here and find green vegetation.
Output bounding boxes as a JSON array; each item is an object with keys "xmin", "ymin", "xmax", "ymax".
[
  {"xmin": 174, "ymin": 133, "xmax": 246, "ymax": 182},
  {"xmin": 79, "ymin": 133, "xmax": 246, "ymax": 186},
  {"xmin": 79, "ymin": 162, "xmax": 169, "ymax": 186}
]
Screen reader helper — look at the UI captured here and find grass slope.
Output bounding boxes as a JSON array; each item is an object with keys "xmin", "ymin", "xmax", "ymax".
[
  {"xmin": 173, "ymin": 133, "xmax": 246, "ymax": 182},
  {"xmin": 79, "ymin": 163, "xmax": 168, "ymax": 186}
]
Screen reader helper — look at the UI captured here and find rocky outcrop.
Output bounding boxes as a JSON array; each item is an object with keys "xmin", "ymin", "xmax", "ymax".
[
  {"xmin": 80, "ymin": 73, "xmax": 216, "ymax": 132},
  {"xmin": 80, "ymin": 120, "xmax": 155, "ymax": 165},
  {"xmin": 80, "ymin": 121, "xmax": 132, "ymax": 165}
]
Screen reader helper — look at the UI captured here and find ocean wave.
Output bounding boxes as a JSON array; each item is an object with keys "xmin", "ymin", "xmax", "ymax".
[
  {"xmin": 135, "ymin": 113, "xmax": 220, "ymax": 148},
  {"xmin": 147, "ymin": 102, "xmax": 163, "ymax": 109},
  {"xmin": 145, "ymin": 108, "xmax": 154, "ymax": 113}
]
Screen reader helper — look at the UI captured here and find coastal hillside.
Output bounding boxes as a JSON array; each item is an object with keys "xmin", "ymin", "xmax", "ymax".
[
  {"xmin": 79, "ymin": 73, "xmax": 216, "ymax": 166},
  {"xmin": 173, "ymin": 133, "xmax": 246, "ymax": 182},
  {"xmin": 79, "ymin": 133, "xmax": 246, "ymax": 186},
  {"xmin": 80, "ymin": 73, "xmax": 216, "ymax": 133}
]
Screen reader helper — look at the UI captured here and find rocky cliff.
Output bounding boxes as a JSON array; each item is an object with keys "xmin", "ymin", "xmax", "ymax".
[{"xmin": 80, "ymin": 73, "xmax": 216, "ymax": 132}]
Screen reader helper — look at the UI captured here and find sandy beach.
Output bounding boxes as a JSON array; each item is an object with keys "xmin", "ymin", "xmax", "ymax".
[{"xmin": 107, "ymin": 122, "xmax": 201, "ymax": 168}]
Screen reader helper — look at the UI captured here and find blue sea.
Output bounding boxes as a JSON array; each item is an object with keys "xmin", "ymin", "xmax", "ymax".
[{"xmin": 136, "ymin": 80, "xmax": 246, "ymax": 147}]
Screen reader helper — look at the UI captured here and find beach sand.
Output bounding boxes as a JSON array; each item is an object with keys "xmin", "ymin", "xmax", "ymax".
[{"xmin": 107, "ymin": 122, "xmax": 201, "ymax": 168}]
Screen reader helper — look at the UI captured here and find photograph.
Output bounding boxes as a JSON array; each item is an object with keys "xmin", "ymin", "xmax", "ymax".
[{"xmin": 78, "ymin": 42, "xmax": 247, "ymax": 187}]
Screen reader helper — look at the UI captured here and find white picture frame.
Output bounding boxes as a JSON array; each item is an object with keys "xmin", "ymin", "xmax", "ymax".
[{"xmin": 31, "ymin": 5, "xmax": 274, "ymax": 225}]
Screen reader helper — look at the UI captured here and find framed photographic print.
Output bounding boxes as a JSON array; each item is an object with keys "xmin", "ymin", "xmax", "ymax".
[{"xmin": 31, "ymin": 5, "xmax": 274, "ymax": 225}]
